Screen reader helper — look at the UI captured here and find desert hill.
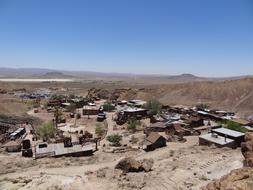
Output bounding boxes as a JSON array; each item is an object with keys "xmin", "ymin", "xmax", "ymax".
[{"xmin": 87, "ymin": 77, "xmax": 253, "ymax": 117}]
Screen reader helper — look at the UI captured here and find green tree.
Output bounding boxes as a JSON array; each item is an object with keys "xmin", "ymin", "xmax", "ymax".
[
  {"xmin": 225, "ymin": 121, "xmax": 248, "ymax": 133},
  {"xmin": 37, "ymin": 122, "xmax": 57, "ymax": 141},
  {"xmin": 103, "ymin": 102, "xmax": 115, "ymax": 112},
  {"xmin": 107, "ymin": 134, "xmax": 122, "ymax": 146},
  {"xmin": 95, "ymin": 123, "xmax": 105, "ymax": 137},
  {"xmin": 50, "ymin": 94, "xmax": 65, "ymax": 101},
  {"xmin": 127, "ymin": 117, "xmax": 140, "ymax": 133},
  {"xmin": 196, "ymin": 103, "xmax": 209, "ymax": 110},
  {"xmin": 144, "ymin": 99, "xmax": 162, "ymax": 116}
]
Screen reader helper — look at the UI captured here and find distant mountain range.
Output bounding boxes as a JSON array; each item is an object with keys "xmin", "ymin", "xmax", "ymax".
[{"xmin": 0, "ymin": 67, "xmax": 252, "ymax": 81}]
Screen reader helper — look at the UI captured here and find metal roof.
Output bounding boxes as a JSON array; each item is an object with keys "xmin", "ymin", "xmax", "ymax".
[
  {"xmin": 199, "ymin": 133, "xmax": 234, "ymax": 145},
  {"xmin": 212, "ymin": 128, "xmax": 244, "ymax": 137}
]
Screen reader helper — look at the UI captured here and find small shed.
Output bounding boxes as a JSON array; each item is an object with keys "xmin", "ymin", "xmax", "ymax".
[
  {"xmin": 3, "ymin": 141, "xmax": 22, "ymax": 152},
  {"xmin": 143, "ymin": 132, "xmax": 166, "ymax": 151}
]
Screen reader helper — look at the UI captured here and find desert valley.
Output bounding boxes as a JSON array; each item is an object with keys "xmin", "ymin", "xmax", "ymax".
[{"xmin": 0, "ymin": 72, "xmax": 252, "ymax": 190}]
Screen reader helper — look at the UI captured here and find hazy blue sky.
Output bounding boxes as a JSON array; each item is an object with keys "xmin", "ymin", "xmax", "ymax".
[{"xmin": 0, "ymin": 0, "xmax": 252, "ymax": 76}]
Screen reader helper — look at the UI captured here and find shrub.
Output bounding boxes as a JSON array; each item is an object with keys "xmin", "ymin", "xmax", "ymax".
[
  {"xmin": 103, "ymin": 102, "xmax": 115, "ymax": 112},
  {"xmin": 106, "ymin": 134, "xmax": 122, "ymax": 146},
  {"xmin": 127, "ymin": 117, "xmax": 140, "ymax": 133},
  {"xmin": 37, "ymin": 122, "xmax": 57, "ymax": 141},
  {"xmin": 144, "ymin": 99, "xmax": 162, "ymax": 116},
  {"xmin": 225, "ymin": 121, "xmax": 248, "ymax": 133},
  {"xmin": 196, "ymin": 103, "xmax": 209, "ymax": 110}
]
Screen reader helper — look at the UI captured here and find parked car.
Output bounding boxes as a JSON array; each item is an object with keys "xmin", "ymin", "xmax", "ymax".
[{"xmin": 97, "ymin": 113, "xmax": 106, "ymax": 121}]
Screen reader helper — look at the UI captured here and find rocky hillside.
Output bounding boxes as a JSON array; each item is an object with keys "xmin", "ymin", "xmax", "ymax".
[
  {"xmin": 203, "ymin": 132, "xmax": 253, "ymax": 190},
  {"xmin": 88, "ymin": 78, "xmax": 253, "ymax": 117}
]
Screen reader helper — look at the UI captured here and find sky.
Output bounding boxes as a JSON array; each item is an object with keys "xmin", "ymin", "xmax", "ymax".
[{"xmin": 0, "ymin": 0, "xmax": 252, "ymax": 77}]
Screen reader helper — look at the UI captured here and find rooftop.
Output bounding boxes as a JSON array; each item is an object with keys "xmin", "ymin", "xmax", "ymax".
[
  {"xmin": 145, "ymin": 132, "xmax": 164, "ymax": 144},
  {"xmin": 212, "ymin": 128, "xmax": 245, "ymax": 138},
  {"xmin": 199, "ymin": 133, "xmax": 234, "ymax": 145}
]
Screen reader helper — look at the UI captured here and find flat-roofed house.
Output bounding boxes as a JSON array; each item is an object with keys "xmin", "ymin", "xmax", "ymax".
[
  {"xmin": 82, "ymin": 105, "xmax": 100, "ymax": 115},
  {"xmin": 199, "ymin": 133, "xmax": 235, "ymax": 148},
  {"xmin": 211, "ymin": 127, "xmax": 245, "ymax": 147}
]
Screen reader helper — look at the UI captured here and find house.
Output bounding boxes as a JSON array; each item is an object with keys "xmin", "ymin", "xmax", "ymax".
[
  {"xmin": 82, "ymin": 105, "xmax": 100, "ymax": 115},
  {"xmin": 184, "ymin": 116, "xmax": 204, "ymax": 128},
  {"xmin": 128, "ymin": 100, "xmax": 147, "ymax": 108},
  {"xmin": 145, "ymin": 122, "xmax": 168, "ymax": 133},
  {"xmin": 118, "ymin": 100, "xmax": 128, "ymax": 106},
  {"xmin": 199, "ymin": 133, "xmax": 235, "ymax": 148},
  {"xmin": 166, "ymin": 123, "xmax": 192, "ymax": 136},
  {"xmin": 123, "ymin": 107, "xmax": 147, "ymax": 119},
  {"xmin": 3, "ymin": 141, "xmax": 22, "ymax": 152},
  {"xmin": 116, "ymin": 107, "xmax": 147, "ymax": 124},
  {"xmin": 211, "ymin": 127, "xmax": 245, "ymax": 147},
  {"xmin": 143, "ymin": 132, "xmax": 167, "ymax": 151},
  {"xmin": 197, "ymin": 111, "xmax": 223, "ymax": 122}
]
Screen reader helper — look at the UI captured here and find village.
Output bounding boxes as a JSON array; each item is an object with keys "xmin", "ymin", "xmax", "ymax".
[
  {"xmin": 1, "ymin": 87, "xmax": 252, "ymax": 160},
  {"xmin": 0, "ymin": 86, "xmax": 252, "ymax": 189}
]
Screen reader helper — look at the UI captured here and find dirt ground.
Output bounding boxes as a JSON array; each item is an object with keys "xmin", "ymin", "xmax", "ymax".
[{"xmin": 0, "ymin": 136, "xmax": 243, "ymax": 190}]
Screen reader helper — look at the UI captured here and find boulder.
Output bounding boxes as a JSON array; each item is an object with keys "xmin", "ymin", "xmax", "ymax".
[
  {"xmin": 115, "ymin": 157, "xmax": 154, "ymax": 173},
  {"xmin": 140, "ymin": 158, "xmax": 154, "ymax": 172},
  {"xmin": 203, "ymin": 168, "xmax": 253, "ymax": 190},
  {"xmin": 241, "ymin": 132, "xmax": 253, "ymax": 167},
  {"xmin": 115, "ymin": 157, "xmax": 142, "ymax": 173}
]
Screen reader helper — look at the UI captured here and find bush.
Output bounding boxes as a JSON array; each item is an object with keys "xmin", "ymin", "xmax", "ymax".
[
  {"xmin": 127, "ymin": 117, "xmax": 140, "ymax": 133},
  {"xmin": 106, "ymin": 134, "xmax": 122, "ymax": 146},
  {"xmin": 37, "ymin": 122, "xmax": 57, "ymax": 141},
  {"xmin": 95, "ymin": 123, "xmax": 105, "ymax": 137},
  {"xmin": 144, "ymin": 99, "xmax": 162, "ymax": 116},
  {"xmin": 50, "ymin": 94, "xmax": 65, "ymax": 101},
  {"xmin": 103, "ymin": 102, "xmax": 115, "ymax": 112},
  {"xmin": 196, "ymin": 103, "xmax": 209, "ymax": 110},
  {"xmin": 225, "ymin": 121, "xmax": 248, "ymax": 133}
]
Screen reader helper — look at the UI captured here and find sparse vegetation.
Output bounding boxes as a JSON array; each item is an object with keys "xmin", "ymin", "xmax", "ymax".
[
  {"xmin": 196, "ymin": 103, "xmax": 209, "ymax": 110},
  {"xmin": 50, "ymin": 94, "xmax": 65, "ymax": 101},
  {"xmin": 95, "ymin": 123, "xmax": 105, "ymax": 137},
  {"xmin": 54, "ymin": 108, "xmax": 63, "ymax": 127},
  {"xmin": 130, "ymin": 136, "xmax": 139, "ymax": 144},
  {"xmin": 102, "ymin": 102, "xmax": 115, "ymax": 112},
  {"xmin": 225, "ymin": 121, "xmax": 248, "ymax": 133},
  {"xmin": 37, "ymin": 122, "xmax": 57, "ymax": 141},
  {"xmin": 106, "ymin": 134, "xmax": 122, "ymax": 146},
  {"xmin": 144, "ymin": 99, "xmax": 162, "ymax": 116},
  {"xmin": 127, "ymin": 117, "xmax": 140, "ymax": 133}
]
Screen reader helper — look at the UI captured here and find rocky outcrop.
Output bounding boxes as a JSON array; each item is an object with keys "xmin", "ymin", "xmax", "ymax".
[
  {"xmin": 203, "ymin": 168, "xmax": 253, "ymax": 190},
  {"xmin": 203, "ymin": 132, "xmax": 253, "ymax": 190},
  {"xmin": 241, "ymin": 132, "xmax": 253, "ymax": 167},
  {"xmin": 115, "ymin": 157, "xmax": 153, "ymax": 173}
]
